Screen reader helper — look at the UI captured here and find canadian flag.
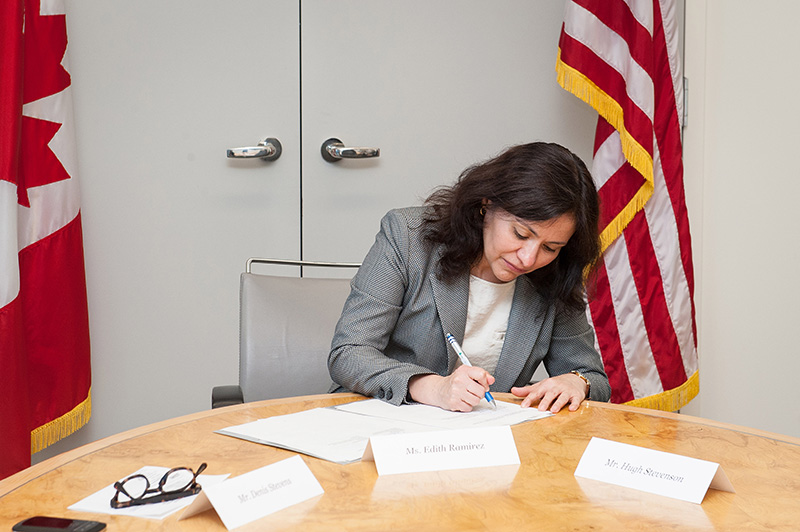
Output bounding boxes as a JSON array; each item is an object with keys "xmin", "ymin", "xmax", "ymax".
[{"xmin": 1, "ymin": 0, "xmax": 91, "ymax": 479}]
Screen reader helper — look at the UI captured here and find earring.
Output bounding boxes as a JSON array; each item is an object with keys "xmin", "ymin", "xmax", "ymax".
[{"xmin": 480, "ymin": 206, "xmax": 486, "ymax": 216}]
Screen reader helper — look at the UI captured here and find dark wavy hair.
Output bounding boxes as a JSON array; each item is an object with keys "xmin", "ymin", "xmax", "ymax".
[{"xmin": 423, "ymin": 142, "xmax": 600, "ymax": 311}]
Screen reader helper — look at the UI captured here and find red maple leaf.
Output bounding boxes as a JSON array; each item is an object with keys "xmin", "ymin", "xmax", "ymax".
[
  {"xmin": 4, "ymin": 0, "xmax": 73, "ymax": 207},
  {"xmin": 17, "ymin": 115, "xmax": 69, "ymax": 208}
]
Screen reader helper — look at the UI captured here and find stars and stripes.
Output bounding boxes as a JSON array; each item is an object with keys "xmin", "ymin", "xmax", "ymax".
[{"xmin": 557, "ymin": 0, "xmax": 698, "ymax": 409}]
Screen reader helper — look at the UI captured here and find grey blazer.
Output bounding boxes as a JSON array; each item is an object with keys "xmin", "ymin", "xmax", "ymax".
[{"xmin": 328, "ymin": 207, "xmax": 611, "ymax": 405}]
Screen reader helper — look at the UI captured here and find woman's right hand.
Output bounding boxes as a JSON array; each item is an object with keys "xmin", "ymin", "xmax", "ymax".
[{"xmin": 408, "ymin": 365, "xmax": 495, "ymax": 412}]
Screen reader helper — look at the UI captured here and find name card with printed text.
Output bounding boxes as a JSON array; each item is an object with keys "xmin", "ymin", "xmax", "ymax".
[
  {"xmin": 574, "ymin": 437, "xmax": 735, "ymax": 504},
  {"xmin": 363, "ymin": 426, "xmax": 520, "ymax": 476},
  {"xmin": 179, "ymin": 455, "xmax": 323, "ymax": 530}
]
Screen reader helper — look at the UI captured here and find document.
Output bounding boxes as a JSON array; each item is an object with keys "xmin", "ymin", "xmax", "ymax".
[
  {"xmin": 217, "ymin": 399, "xmax": 550, "ymax": 465},
  {"xmin": 334, "ymin": 398, "xmax": 551, "ymax": 429},
  {"xmin": 217, "ymin": 407, "xmax": 432, "ymax": 464}
]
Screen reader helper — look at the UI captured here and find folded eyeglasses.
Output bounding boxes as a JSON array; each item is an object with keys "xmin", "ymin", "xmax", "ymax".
[{"xmin": 110, "ymin": 463, "xmax": 207, "ymax": 508}]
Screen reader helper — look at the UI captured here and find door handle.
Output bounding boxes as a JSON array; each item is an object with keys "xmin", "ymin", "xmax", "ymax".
[
  {"xmin": 227, "ymin": 137, "xmax": 282, "ymax": 161},
  {"xmin": 320, "ymin": 138, "xmax": 380, "ymax": 162}
]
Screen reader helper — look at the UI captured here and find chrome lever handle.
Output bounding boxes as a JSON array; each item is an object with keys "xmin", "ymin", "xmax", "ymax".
[
  {"xmin": 321, "ymin": 137, "xmax": 380, "ymax": 162},
  {"xmin": 227, "ymin": 137, "xmax": 282, "ymax": 161}
]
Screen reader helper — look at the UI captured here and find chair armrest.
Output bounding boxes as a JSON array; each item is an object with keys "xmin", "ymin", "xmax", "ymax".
[{"xmin": 212, "ymin": 385, "xmax": 244, "ymax": 409}]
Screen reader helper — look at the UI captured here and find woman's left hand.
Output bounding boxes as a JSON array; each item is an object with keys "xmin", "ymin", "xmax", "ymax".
[{"xmin": 510, "ymin": 372, "xmax": 589, "ymax": 413}]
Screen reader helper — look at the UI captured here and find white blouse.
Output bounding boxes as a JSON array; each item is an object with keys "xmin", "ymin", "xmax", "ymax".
[{"xmin": 460, "ymin": 275, "xmax": 516, "ymax": 376}]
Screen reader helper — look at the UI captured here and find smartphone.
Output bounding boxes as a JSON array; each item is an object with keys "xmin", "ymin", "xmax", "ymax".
[{"xmin": 12, "ymin": 516, "xmax": 106, "ymax": 532}]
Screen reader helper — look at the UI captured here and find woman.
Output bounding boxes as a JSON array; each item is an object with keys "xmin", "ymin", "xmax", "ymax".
[{"xmin": 328, "ymin": 142, "xmax": 610, "ymax": 413}]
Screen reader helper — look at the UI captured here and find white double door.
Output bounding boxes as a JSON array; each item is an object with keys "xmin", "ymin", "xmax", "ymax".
[{"xmin": 64, "ymin": 0, "xmax": 594, "ymax": 441}]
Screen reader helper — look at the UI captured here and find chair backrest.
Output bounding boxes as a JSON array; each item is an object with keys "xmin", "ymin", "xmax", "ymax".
[{"xmin": 238, "ymin": 260, "xmax": 357, "ymax": 402}]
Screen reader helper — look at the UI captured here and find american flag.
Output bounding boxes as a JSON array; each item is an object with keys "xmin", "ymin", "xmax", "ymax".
[{"xmin": 556, "ymin": 0, "xmax": 698, "ymax": 410}]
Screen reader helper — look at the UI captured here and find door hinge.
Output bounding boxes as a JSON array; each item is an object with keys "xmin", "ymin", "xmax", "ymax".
[{"xmin": 682, "ymin": 76, "xmax": 689, "ymax": 129}]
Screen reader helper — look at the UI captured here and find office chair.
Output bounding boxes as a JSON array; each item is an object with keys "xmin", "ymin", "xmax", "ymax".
[{"xmin": 211, "ymin": 258, "xmax": 360, "ymax": 408}]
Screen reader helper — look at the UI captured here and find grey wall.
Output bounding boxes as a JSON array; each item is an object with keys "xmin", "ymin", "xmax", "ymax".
[{"xmin": 680, "ymin": 0, "xmax": 800, "ymax": 437}]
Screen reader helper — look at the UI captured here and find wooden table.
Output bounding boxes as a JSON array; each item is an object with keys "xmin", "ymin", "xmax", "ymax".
[{"xmin": 2, "ymin": 394, "xmax": 799, "ymax": 531}]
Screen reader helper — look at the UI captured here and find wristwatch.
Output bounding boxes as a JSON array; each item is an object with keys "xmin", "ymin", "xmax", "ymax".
[{"xmin": 570, "ymin": 370, "xmax": 591, "ymax": 398}]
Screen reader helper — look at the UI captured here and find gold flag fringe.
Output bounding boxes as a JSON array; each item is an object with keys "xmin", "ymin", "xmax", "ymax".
[
  {"xmin": 31, "ymin": 388, "xmax": 92, "ymax": 454},
  {"xmin": 624, "ymin": 370, "xmax": 699, "ymax": 412},
  {"xmin": 556, "ymin": 49, "xmax": 655, "ymax": 252}
]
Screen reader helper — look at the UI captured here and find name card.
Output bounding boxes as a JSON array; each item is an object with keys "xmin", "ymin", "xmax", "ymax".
[
  {"xmin": 180, "ymin": 455, "xmax": 323, "ymax": 530},
  {"xmin": 574, "ymin": 437, "xmax": 735, "ymax": 504},
  {"xmin": 363, "ymin": 426, "xmax": 520, "ymax": 476}
]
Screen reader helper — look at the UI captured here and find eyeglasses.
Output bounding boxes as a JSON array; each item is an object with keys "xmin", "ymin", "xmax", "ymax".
[{"xmin": 110, "ymin": 463, "xmax": 207, "ymax": 508}]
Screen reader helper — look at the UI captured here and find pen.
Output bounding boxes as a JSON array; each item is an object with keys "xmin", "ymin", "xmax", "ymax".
[{"xmin": 445, "ymin": 333, "xmax": 497, "ymax": 409}]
